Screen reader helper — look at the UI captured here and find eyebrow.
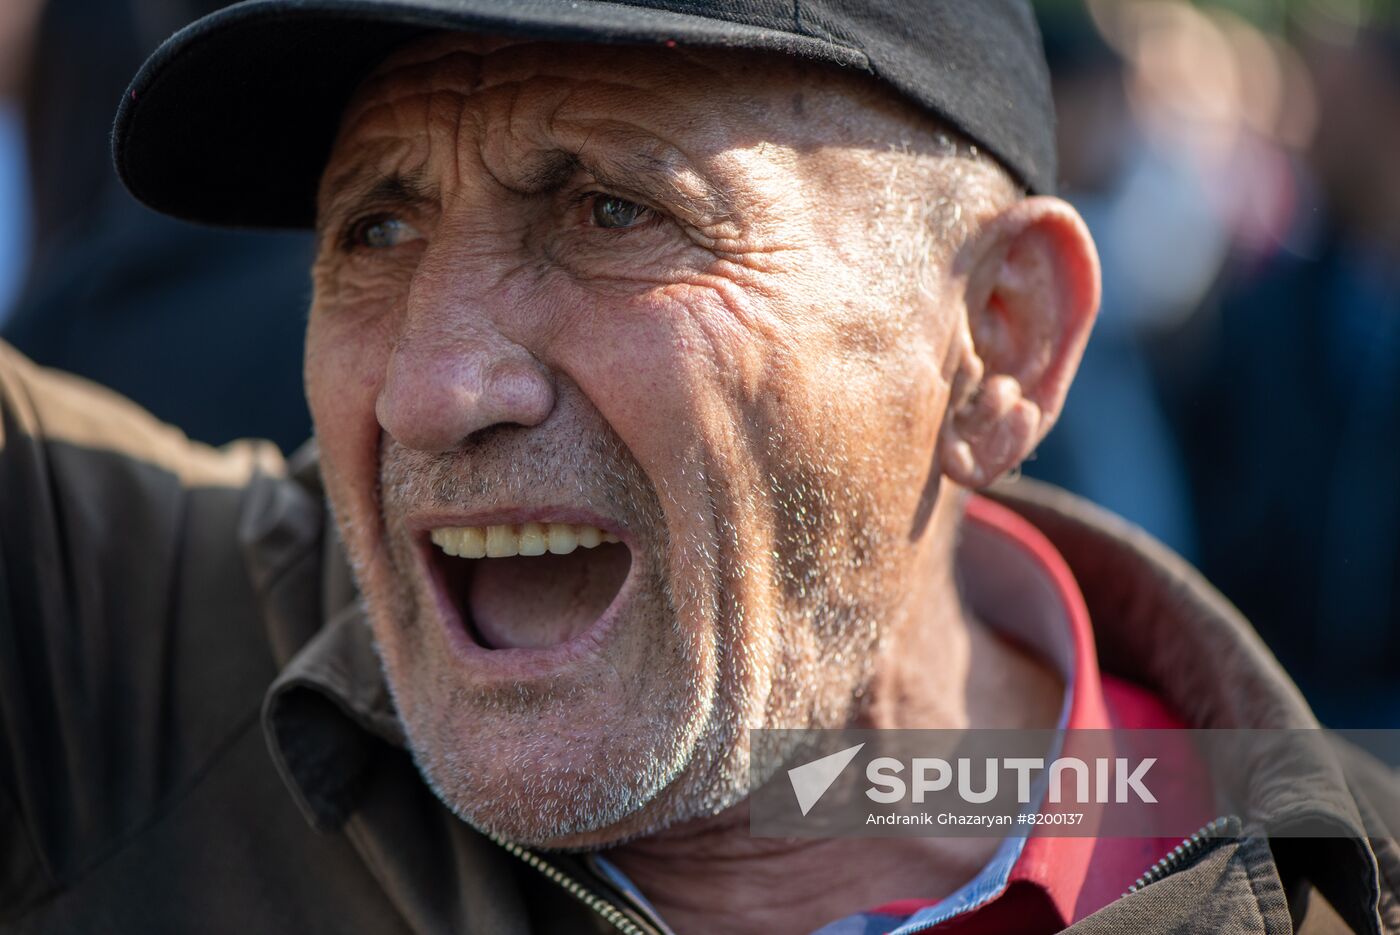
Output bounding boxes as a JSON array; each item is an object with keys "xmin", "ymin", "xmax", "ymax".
[
  {"xmin": 319, "ymin": 146, "xmax": 734, "ymax": 233},
  {"xmin": 317, "ymin": 167, "xmax": 438, "ymax": 237},
  {"xmin": 596, "ymin": 151, "xmax": 736, "ymax": 223},
  {"xmin": 518, "ymin": 148, "xmax": 736, "ymax": 223}
]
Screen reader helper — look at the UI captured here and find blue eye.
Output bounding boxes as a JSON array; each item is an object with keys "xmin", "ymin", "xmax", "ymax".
[
  {"xmin": 591, "ymin": 195, "xmax": 649, "ymax": 229},
  {"xmin": 349, "ymin": 215, "xmax": 421, "ymax": 249}
]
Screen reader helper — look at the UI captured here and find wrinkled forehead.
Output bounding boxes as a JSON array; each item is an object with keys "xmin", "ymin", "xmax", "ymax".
[
  {"xmin": 341, "ymin": 32, "xmax": 823, "ymax": 121},
  {"xmin": 324, "ymin": 32, "xmax": 922, "ymax": 176}
]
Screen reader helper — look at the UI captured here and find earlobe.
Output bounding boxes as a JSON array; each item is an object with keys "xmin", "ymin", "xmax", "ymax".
[
  {"xmin": 938, "ymin": 372, "xmax": 1042, "ymax": 487},
  {"xmin": 938, "ymin": 196, "xmax": 1100, "ymax": 488}
]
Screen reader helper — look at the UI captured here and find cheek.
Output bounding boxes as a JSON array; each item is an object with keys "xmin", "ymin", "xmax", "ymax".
[
  {"xmin": 549, "ymin": 283, "xmax": 777, "ymax": 637},
  {"xmin": 556, "ymin": 288, "xmax": 725, "ymax": 560},
  {"xmin": 305, "ymin": 300, "xmax": 396, "ymax": 551},
  {"xmin": 558, "ymin": 280, "xmax": 784, "ymax": 501},
  {"xmin": 743, "ymin": 296, "xmax": 944, "ymax": 580}
]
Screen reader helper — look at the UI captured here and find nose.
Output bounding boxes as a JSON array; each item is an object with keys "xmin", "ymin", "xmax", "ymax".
[{"xmin": 376, "ymin": 284, "xmax": 555, "ymax": 453}]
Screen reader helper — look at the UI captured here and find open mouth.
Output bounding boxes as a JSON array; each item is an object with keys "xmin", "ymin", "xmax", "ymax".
[{"xmin": 425, "ymin": 521, "xmax": 632, "ymax": 651}]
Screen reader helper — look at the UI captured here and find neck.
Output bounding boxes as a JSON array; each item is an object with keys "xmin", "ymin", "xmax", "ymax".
[{"xmin": 606, "ymin": 492, "xmax": 1064, "ymax": 935}]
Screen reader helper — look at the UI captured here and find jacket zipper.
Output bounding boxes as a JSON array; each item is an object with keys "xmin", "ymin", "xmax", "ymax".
[
  {"xmin": 493, "ymin": 814, "xmax": 1242, "ymax": 930},
  {"xmin": 487, "ymin": 832, "xmax": 652, "ymax": 935},
  {"xmin": 1124, "ymin": 814, "xmax": 1242, "ymax": 896}
]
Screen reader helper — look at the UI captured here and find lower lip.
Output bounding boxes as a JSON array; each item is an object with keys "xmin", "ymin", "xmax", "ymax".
[{"xmin": 418, "ymin": 539, "xmax": 637, "ymax": 680}]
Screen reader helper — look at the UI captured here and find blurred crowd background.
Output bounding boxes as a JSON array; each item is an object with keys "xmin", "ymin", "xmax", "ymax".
[{"xmin": 0, "ymin": 0, "xmax": 1395, "ymax": 725}]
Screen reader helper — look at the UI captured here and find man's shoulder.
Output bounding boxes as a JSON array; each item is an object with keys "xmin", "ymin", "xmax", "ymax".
[
  {"xmin": 6, "ymin": 718, "xmax": 412, "ymax": 935},
  {"xmin": 1069, "ymin": 831, "xmax": 1394, "ymax": 935},
  {"xmin": 0, "ymin": 342, "xmax": 333, "ymax": 923},
  {"xmin": 0, "ymin": 340, "xmax": 285, "ymax": 488},
  {"xmin": 0, "ymin": 339, "xmax": 325, "ymax": 618},
  {"xmin": 990, "ymin": 478, "xmax": 1400, "ymax": 934}
]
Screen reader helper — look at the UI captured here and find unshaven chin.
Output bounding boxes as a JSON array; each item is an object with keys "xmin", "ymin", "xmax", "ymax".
[{"xmin": 334, "ymin": 401, "xmax": 924, "ymax": 849}]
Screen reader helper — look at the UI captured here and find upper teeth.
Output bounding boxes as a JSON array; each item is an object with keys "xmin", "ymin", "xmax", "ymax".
[{"xmin": 430, "ymin": 523, "xmax": 621, "ymax": 558}]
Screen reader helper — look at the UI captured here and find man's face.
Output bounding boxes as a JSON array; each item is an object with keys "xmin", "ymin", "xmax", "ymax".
[{"xmin": 307, "ymin": 36, "xmax": 972, "ymax": 847}]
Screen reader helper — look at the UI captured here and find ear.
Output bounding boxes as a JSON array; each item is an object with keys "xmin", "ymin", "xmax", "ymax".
[{"xmin": 939, "ymin": 196, "xmax": 1101, "ymax": 488}]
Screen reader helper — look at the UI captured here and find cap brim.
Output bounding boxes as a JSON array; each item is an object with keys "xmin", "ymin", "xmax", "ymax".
[{"xmin": 113, "ymin": 0, "xmax": 870, "ymax": 229}]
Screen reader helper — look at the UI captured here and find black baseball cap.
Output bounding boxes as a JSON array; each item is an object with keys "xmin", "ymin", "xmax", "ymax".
[{"xmin": 112, "ymin": 0, "xmax": 1056, "ymax": 229}]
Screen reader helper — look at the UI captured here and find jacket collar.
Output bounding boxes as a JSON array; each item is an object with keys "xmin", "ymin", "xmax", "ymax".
[
  {"xmin": 262, "ymin": 601, "xmax": 404, "ymax": 832},
  {"xmin": 243, "ymin": 441, "xmax": 404, "ymax": 832}
]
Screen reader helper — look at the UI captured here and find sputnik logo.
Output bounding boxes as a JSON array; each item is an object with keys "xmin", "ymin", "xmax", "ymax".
[{"xmin": 787, "ymin": 743, "xmax": 865, "ymax": 816}]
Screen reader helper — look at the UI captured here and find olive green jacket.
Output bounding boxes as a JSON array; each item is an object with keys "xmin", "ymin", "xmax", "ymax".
[{"xmin": 1, "ymin": 342, "xmax": 1397, "ymax": 934}]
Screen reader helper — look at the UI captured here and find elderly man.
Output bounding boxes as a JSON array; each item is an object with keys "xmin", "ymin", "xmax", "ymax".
[{"xmin": 1, "ymin": 1, "xmax": 1396, "ymax": 933}]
